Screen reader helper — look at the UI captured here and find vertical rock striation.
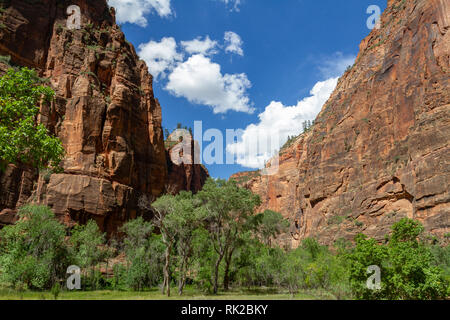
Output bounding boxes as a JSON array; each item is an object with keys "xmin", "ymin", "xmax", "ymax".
[
  {"xmin": 164, "ymin": 132, "xmax": 209, "ymax": 195},
  {"xmin": 232, "ymin": 0, "xmax": 450, "ymax": 246},
  {"xmin": 0, "ymin": 0, "xmax": 207, "ymax": 233}
]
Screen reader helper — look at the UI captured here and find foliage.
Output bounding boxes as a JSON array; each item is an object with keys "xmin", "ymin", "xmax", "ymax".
[
  {"xmin": 196, "ymin": 178, "xmax": 261, "ymax": 293},
  {"xmin": 69, "ymin": 220, "xmax": 108, "ymax": 290},
  {"xmin": 232, "ymin": 238, "xmax": 285, "ymax": 289},
  {"xmin": 120, "ymin": 217, "xmax": 164, "ymax": 291},
  {"xmin": 0, "ymin": 67, "xmax": 64, "ymax": 171},
  {"xmin": 251, "ymin": 210, "xmax": 289, "ymax": 247},
  {"xmin": 347, "ymin": 218, "xmax": 448, "ymax": 300},
  {"xmin": 0, "ymin": 205, "xmax": 70, "ymax": 290},
  {"xmin": 190, "ymin": 227, "xmax": 217, "ymax": 293},
  {"xmin": 0, "ymin": 199, "xmax": 447, "ymax": 301}
]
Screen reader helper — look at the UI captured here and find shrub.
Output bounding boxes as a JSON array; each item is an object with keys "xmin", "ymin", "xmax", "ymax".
[
  {"xmin": 0, "ymin": 205, "xmax": 70, "ymax": 290},
  {"xmin": 120, "ymin": 217, "xmax": 165, "ymax": 291},
  {"xmin": 69, "ymin": 220, "xmax": 108, "ymax": 290},
  {"xmin": 348, "ymin": 218, "xmax": 448, "ymax": 300}
]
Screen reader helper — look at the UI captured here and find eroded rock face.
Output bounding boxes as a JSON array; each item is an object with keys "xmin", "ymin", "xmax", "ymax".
[
  {"xmin": 164, "ymin": 132, "xmax": 209, "ymax": 195},
  {"xmin": 0, "ymin": 0, "xmax": 170, "ymax": 234},
  {"xmin": 232, "ymin": 0, "xmax": 450, "ymax": 246}
]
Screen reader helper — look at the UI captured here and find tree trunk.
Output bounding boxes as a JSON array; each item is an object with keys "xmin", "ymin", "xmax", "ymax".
[
  {"xmin": 161, "ymin": 277, "xmax": 166, "ymax": 295},
  {"xmin": 212, "ymin": 252, "xmax": 225, "ymax": 294},
  {"xmin": 223, "ymin": 247, "xmax": 235, "ymax": 291},
  {"xmin": 163, "ymin": 242, "xmax": 172, "ymax": 297},
  {"xmin": 178, "ymin": 277, "xmax": 185, "ymax": 296},
  {"xmin": 223, "ymin": 262, "xmax": 230, "ymax": 291},
  {"xmin": 178, "ymin": 256, "xmax": 188, "ymax": 296}
]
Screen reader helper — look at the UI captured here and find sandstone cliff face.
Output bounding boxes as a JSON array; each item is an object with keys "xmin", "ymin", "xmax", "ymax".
[
  {"xmin": 165, "ymin": 132, "xmax": 209, "ymax": 195},
  {"xmin": 0, "ymin": 0, "xmax": 205, "ymax": 233},
  {"xmin": 232, "ymin": 0, "xmax": 450, "ymax": 246}
]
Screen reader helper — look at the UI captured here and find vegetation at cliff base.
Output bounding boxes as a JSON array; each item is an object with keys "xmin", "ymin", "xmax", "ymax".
[{"xmin": 0, "ymin": 180, "xmax": 448, "ymax": 300}]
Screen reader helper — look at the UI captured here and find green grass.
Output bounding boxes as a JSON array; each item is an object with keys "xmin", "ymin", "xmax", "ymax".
[{"xmin": 0, "ymin": 286, "xmax": 329, "ymax": 300}]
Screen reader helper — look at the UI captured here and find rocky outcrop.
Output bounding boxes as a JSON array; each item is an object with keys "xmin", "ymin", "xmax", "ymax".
[
  {"xmin": 0, "ymin": 0, "xmax": 205, "ymax": 235},
  {"xmin": 165, "ymin": 132, "xmax": 209, "ymax": 195},
  {"xmin": 232, "ymin": 0, "xmax": 450, "ymax": 246}
]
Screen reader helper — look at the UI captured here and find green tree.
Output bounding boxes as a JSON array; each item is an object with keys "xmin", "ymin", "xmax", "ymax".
[
  {"xmin": 120, "ymin": 217, "xmax": 164, "ymax": 291},
  {"xmin": 191, "ymin": 227, "xmax": 217, "ymax": 293},
  {"xmin": 152, "ymin": 191, "xmax": 206, "ymax": 296},
  {"xmin": 171, "ymin": 192, "xmax": 205, "ymax": 295},
  {"xmin": 385, "ymin": 219, "xmax": 447, "ymax": 299},
  {"xmin": 252, "ymin": 210, "xmax": 289, "ymax": 247},
  {"xmin": 0, "ymin": 205, "xmax": 70, "ymax": 290},
  {"xmin": 429, "ymin": 243, "xmax": 450, "ymax": 297},
  {"xmin": 348, "ymin": 218, "xmax": 448, "ymax": 300},
  {"xmin": 232, "ymin": 237, "xmax": 285, "ymax": 288},
  {"xmin": 196, "ymin": 178, "xmax": 261, "ymax": 293},
  {"xmin": 347, "ymin": 234, "xmax": 388, "ymax": 299},
  {"xmin": 70, "ymin": 220, "xmax": 107, "ymax": 290},
  {"xmin": 0, "ymin": 68, "xmax": 64, "ymax": 171},
  {"xmin": 152, "ymin": 195, "xmax": 178, "ymax": 297}
]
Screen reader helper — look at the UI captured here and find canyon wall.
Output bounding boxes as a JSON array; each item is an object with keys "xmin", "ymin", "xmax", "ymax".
[
  {"xmin": 0, "ymin": 0, "xmax": 207, "ymax": 233},
  {"xmin": 232, "ymin": 0, "xmax": 450, "ymax": 246}
]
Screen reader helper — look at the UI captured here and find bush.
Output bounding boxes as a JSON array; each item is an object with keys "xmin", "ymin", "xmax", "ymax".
[
  {"xmin": 191, "ymin": 227, "xmax": 216, "ymax": 293},
  {"xmin": 348, "ymin": 218, "xmax": 448, "ymax": 300},
  {"xmin": 69, "ymin": 220, "xmax": 108, "ymax": 290},
  {"xmin": 0, "ymin": 205, "xmax": 70, "ymax": 290},
  {"xmin": 120, "ymin": 217, "xmax": 165, "ymax": 291}
]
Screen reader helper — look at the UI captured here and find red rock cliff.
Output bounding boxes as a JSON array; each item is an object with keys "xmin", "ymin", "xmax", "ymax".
[
  {"xmin": 164, "ymin": 132, "xmax": 209, "ymax": 195},
  {"xmin": 232, "ymin": 0, "xmax": 450, "ymax": 246},
  {"xmin": 0, "ymin": 0, "xmax": 206, "ymax": 233}
]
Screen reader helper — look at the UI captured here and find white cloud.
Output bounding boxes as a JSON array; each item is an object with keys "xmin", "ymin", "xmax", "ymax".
[
  {"xmin": 180, "ymin": 36, "xmax": 218, "ymax": 56},
  {"xmin": 166, "ymin": 54, "xmax": 254, "ymax": 114},
  {"xmin": 137, "ymin": 37, "xmax": 183, "ymax": 79},
  {"xmin": 226, "ymin": 53, "xmax": 356, "ymax": 168},
  {"xmin": 318, "ymin": 52, "xmax": 356, "ymax": 78},
  {"xmin": 227, "ymin": 78, "xmax": 338, "ymax": 169},
  {"xmin": 137, "ymin": 34, "xmax": 252, "ymax": 113},
  {"xmin": 224, "ymin": 31, "xmax": 244, "ymax": 56},
  {"xmin": 108, "ymin": 0, "xmax": 172, "ymax": 27}
]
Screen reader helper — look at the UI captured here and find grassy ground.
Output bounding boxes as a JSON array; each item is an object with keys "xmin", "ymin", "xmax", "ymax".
[{"xmin": 0, "ymin": 286, "xmax": 335, "ymax": 300}]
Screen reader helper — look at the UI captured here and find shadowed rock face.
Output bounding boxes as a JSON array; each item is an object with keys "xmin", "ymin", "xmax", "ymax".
[
  {"xmin": 165, "ymin": 133, "xmax": 209, "ymax": 195},
  {"xmin": 231, "ymin": 0, "xmax": 450, "ymax": 247},
  {"xmin": 0, "ymin": 0, "xmax": 206, "ymax": 234}
]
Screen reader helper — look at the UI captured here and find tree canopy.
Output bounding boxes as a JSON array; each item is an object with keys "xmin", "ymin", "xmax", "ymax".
[{"xmin": 0, "ymin": 67, "xmax": 64, "ymax": 171}]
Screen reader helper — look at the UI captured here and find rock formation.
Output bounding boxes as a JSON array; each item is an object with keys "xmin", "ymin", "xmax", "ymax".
[
  {"xmin": 232, "ymin": 0, "xmax": 450, "ymax": 246},
  {"xmin": 164, "ymin": 131, "xmax": 209, "ymax": 195},
  {"xmin": 0, "ymin": 0, "xmax": 207, "ymax": 233}
]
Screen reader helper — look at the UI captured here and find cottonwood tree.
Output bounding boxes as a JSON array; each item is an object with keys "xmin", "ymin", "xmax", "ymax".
[
  {"xmin": 348, "ymin": 218, "xmax": 448, "ymax": 300},
  {"xmin": 172, "ymin": 192, "xmax": 205, "ymax": 295},
  {"xmin": 120, "ymin": 217, "xmax": 163, "ymax": 291},
  {"xmin": 70, "ymin": 220, "xmax": 108, "ymax": 290},
  {"xmin": 152, "ymin": 191, "xmax": 204, "ymax": 296},
  {"xmin": 196, "ymin": 178, "xmax": 261, "ymax": 293},
  {"xmin": 251, "ymin": 210, "xmax": 290, "ymax": 247}
]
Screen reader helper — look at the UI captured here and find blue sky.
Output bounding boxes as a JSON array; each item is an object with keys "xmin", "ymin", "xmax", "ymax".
[{"xmin": 108, "ymin": 0, "xmax": 387, "ymax": 179}]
